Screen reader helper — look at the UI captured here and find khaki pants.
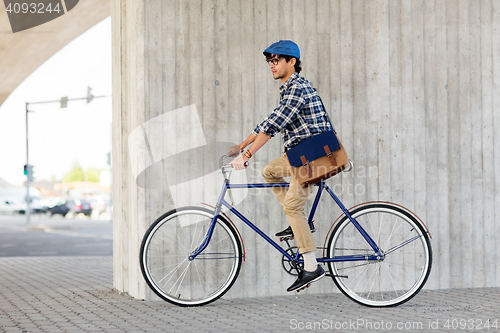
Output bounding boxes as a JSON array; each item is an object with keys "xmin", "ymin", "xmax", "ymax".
[{"xmin": 262, "ymin": 154, "xmax": 315, "ymax": 253}]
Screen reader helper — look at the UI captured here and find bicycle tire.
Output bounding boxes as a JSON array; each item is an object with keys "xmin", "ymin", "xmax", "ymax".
[
  {"xmin": 326, "ymin": 203, "xmax": 432, "ymax": 307},
  {"xmin": 140, "ymin": 206, "xmax": 243, "ymax": 306}
]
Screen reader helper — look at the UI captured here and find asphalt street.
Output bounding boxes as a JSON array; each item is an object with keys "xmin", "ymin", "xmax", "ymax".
[{"xmin": 0, "ymin": 214, "xmax": 112, "ymax": 257}]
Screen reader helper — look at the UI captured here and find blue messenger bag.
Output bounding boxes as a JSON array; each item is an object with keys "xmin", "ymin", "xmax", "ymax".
[{"xmin": 285, "ymin": 97, "xmax": 349, "ymax": 186}]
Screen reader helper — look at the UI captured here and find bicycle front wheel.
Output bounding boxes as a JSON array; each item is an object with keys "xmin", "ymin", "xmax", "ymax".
[
  {"xmin": 140, "ymin": 207, "xmax": 243, "ymax": 306},
  {"xmin": 326, "ymin": 203, "xmax": 432, "ymax": 307}
]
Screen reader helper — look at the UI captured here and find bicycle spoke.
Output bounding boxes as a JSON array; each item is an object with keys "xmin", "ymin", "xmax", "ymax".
[
  {"xmin": 365, "ymin": 265, "xmax": 380, "ymax": 299},
  {"xmin": 380, "ymin": 263, "xmax": 404, "ymax": 296},
  {"xmin": 155, "ymin": 227, "xmax": 192, "ymax": 255},
  {"xmin": 335, "ymin": 262, "xmax": 371, "ymax": 272},
  {"xmin": 350, "ymin": 263, "xmax": 370, "ymax": 292},
  {"xmin": 193, "ymin": 260, "xmax": 223, "ymax": 296},
  {"xmin": 190, "ymin": 214, "xmax": 205, "ymax": 252},
  {"xmin": 384, "ymin": 261, "xmax": 426, "ymax": 269},
  {"xmin": 148, "ymin": 261, "xmax": 188, "ymax": 271},
  {"xmin": 334, "ymin": 247, "xmax": 372, "ymax": 252},
  {"xmin": 384, "ymin": 234, "xmax": 424, "ymax": 255},
  {"xmin": 158, "ymin": 258, "xmax": 187, "ymax": 285},
  {"xmin": 209, "ymin": 235, "xmax": 230, "ymax": 247},
  {"xmin": 170, "ymin": 261, "xmax": 191, "ymax": 297},
  {"xmin": 381, "ymin": 217, "xmax": 405, "ymax": 251},
  {"xmin": 193, "ymin": 260, "xmax": 208, "ymax": 297},
  {"xmin": 365, "ymin": 214, "xmax": 380, "ymax": 245}
]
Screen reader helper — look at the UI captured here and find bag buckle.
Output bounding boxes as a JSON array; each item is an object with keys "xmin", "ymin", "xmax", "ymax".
[
  {"xmin": 324, "ymin": 145, "xmax": 337, "ymax": 167},
  {"xmin": 300, "ymin": 155, "xmax": 313, "ymax": 178}
]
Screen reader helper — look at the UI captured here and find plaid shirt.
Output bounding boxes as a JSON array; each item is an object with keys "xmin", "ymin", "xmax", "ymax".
[{"xmin": 253, "ymin": 72, "xmax": 333, "ymax": 149}]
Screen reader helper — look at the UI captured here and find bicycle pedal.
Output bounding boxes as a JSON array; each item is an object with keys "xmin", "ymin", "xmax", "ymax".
[
  {"xmin": 280, "ymin": 235, "xmax": 294, "ymax": 242},
  {"xmin": 296, "ymin": 283, "xmax": 311, "ymax": 293}
]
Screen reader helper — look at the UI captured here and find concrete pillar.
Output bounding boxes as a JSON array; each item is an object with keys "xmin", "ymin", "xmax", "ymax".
[
  {"xmin": 111, "ymin": 0, "xmax": 259, "ymax": 300},
  {"xmin": 112, "ymin": 0, "xmax": 500, "ymax": 301}
]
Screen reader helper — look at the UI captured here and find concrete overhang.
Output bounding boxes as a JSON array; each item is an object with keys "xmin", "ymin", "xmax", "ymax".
[{"xmin": 0, "ymin": 0, "xmax": 110, "ymax": 107}]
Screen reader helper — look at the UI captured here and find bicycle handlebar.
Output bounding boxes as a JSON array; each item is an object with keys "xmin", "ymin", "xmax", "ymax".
[
  {"xmin": 221, "ymin": 155, "xmax": 249, "ymax": 171},
  {"xmin": 222, "ymin": 153, "xmax": 349, "ymax": 172},
  {"xmin": 222, "ymin": 162, "xmax": 248, "ymax": 170}
]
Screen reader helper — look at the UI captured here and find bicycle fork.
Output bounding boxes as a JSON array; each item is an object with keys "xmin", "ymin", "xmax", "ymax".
[{"xmin": 188, "ymin": 181, "xmax": 229, "ymax": 260}]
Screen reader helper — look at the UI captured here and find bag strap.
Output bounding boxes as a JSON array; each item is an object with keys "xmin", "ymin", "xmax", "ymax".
[
  {"xmin": 317, "ymin": 95, "xmax": 336, "ymax": 134},
  {"xmin": 300, "ymin": 155, "xmax": 313, "ymax": 178}
]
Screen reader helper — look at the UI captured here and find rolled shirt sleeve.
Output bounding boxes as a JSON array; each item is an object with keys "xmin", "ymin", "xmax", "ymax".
[{"xmin": 251, "ymin": 125, "xmax": 260, "ymax": 137}]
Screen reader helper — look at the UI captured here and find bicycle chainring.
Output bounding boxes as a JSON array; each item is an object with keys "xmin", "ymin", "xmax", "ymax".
[{"xmin": 281, "ymin": 246, "xmax": 304, "ymax": 276}]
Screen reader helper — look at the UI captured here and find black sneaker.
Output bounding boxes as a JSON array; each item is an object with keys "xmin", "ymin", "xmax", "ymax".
[
  {"xmin": 275, "ymin": 223, "xmax": 316, "ymax": 237},
  {"xmin": 287, "ymin": 265, "xmax": 325, "ymax": 292},
  {"xmin": 275, "ymin": 226, "xmax": 293, "ymax": 237}
]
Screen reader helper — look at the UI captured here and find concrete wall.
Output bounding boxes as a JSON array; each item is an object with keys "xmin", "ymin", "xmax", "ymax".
[{"xmin": 112, "ymin": 0, "xmax": 500, "ymax": 300}]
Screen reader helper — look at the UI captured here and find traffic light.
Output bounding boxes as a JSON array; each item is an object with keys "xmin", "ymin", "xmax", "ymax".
[
  {"xmin": 24, "ymin": 164, "xmax": 34, "ymax": 182},
  {"xmin": 86, "ymin": 86, "xmax": 94, "ymax": 104},
  {"xmin": 61, "ymin": 97, "xmax": 68, "ymax": 108}
]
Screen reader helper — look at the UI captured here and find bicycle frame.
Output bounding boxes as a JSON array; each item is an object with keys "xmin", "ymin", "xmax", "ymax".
[{"xmin": 189, "ymin": 177, "xmax": 384, "ymax": 264}]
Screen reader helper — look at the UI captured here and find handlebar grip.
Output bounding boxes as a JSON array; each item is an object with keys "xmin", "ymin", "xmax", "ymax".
[{"xmin": 222, "ymin": 161, "xmax": 249, "ymax": 170}]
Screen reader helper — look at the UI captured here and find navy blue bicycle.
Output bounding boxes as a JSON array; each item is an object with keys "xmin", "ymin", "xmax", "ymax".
[{"xmin": 140, "ymin": 156, "xmax": 432, "ymax": 307}]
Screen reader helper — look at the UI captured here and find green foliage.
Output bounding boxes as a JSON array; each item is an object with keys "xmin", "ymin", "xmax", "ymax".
[
  {"xmin": 62, "ymin": 162, "xmax": 101, "ymax": 183},
  {"xmin": 87, "ymin": 168, "xmax": 101, "ymax": 182},
  {"xmin": 62, "ymin": 163, "xmax": 84, "ymax": 183}
]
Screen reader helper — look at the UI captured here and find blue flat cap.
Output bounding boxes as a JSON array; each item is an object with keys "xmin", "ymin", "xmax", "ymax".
[{"xmin": 263, "ymin": 40, "xmax": 300, "ymax": 59}]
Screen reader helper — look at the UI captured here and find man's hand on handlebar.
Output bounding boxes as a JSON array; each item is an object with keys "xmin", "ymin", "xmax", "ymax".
[{"xmin": 231, "ymin": 155, "xmax": 249, "ymax": 170}]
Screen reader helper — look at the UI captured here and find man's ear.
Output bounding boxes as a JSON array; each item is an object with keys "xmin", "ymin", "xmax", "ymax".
[{"xmin": 290, "ymin": 58, "xmax": 296, "ymax": 66}]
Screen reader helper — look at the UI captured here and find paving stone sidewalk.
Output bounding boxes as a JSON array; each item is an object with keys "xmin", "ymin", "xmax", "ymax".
[{"xmin": 0, "ymin": 256, "xmax": 499, "ymax": 333}]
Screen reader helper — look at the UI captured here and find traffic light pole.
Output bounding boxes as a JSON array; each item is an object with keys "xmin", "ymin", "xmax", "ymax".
[
  {"xmin": 25, "ymin": 102, "xmax": 31, "ymax": 224},
  {"xmin": 25, "ymin": 87, "xmax": 110, "ymax": 225}
]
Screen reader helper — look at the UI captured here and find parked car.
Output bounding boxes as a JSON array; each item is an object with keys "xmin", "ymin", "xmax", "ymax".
[
  {"xmin": 30, "ymin": 197, "xmax": 49, "ymax": 214},
  {"xmin": 90, "ymin": 196, "xmax": 109, "ymax": 216},
  {"xmin": 48, "ymin": 200, "xmax": 70, "ymax": 217},
  {"xmin": 0, "ymin": 197, "xmax": 26, "ymax": 214},
  {"xmin": 49, "ymin": 199, "xmax": 92, "ymax": 217},
  {"xmin": 66, "ymin": 199, "xmax": 92, "ymax": 216}
]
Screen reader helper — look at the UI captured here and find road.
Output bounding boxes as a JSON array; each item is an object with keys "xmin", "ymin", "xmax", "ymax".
[{"xmin": 0, "ymin": 213, "xmax": 112, "ymax": 257}]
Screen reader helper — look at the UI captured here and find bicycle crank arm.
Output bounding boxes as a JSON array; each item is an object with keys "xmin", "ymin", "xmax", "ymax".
[{"xmin": 325, "ymin": 273, "xmax": 348, "ymax": 278}]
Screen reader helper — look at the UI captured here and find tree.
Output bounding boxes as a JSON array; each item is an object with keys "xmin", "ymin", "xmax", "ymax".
[
  {"xmin": 86, "ymin": 168, "xmax": 101, "ymax": 182},
  {"xmin": 62, "ymin": 162, "xmax": 84, "ymax": 183},
  {"xmin": 62, "ymin": 162, "xmax": 101, "ymax": 183}
]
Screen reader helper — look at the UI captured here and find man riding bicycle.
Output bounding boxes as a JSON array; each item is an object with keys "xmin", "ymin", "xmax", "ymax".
[{"xmin": 230, "ymin": 40, "xmax": 333, "ymax": 292}]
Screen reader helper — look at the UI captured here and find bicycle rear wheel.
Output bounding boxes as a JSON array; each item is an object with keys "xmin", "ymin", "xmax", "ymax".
[
  {"xmin": 326, "ymin": 203, "xmax": 432, "ymax": 307},
  {"xmin": 140, "ymin": 206, "xmax": 242, "ymax": 306}
]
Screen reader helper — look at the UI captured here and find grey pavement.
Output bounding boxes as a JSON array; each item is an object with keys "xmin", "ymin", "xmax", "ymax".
[
  {"xmin": 1, "ymin": 215, "xmax": 500, "ymax": 332},
  {"xmin": 1, "ymin": 255, "xmax": 500, "ymax": 332}
]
